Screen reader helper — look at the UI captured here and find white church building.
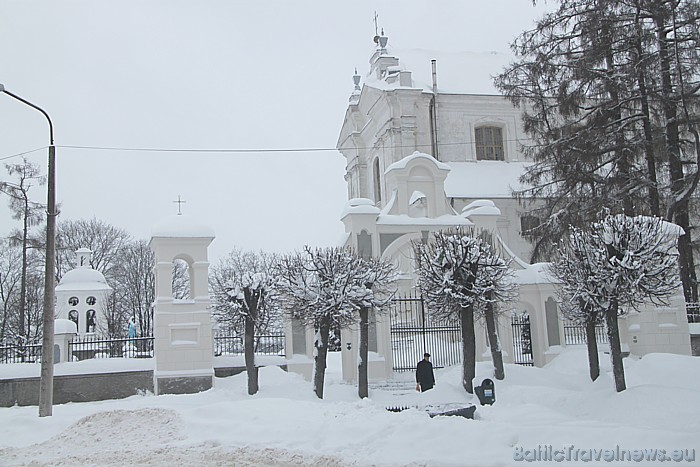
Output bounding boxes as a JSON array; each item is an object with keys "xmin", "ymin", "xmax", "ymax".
[{"xmin": 308, "ymin": 30, "xmax": 693, "ymax": 383}]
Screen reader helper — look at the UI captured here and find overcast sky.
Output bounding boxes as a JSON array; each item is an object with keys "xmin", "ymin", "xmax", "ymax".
[{"xmin": 0, "ymin": 0, "xmax": 552, "ymax": 262}]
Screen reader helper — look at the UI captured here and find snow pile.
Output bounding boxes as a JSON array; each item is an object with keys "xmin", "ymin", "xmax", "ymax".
[{"xmin": 1, "ymin": 348, "xmax": 698, "ymax": 466}]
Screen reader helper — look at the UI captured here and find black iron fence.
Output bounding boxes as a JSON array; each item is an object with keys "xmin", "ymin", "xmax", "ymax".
[
  {"xmin": 389, "ymin": 293, "xmax": 462, "ymax": 372},
  {"xmin": 69, "ymin": 336, "xmax": 154, "ymax": 360},
  {"xmin": 1, "ymin": 332, "xmax": 286, "ymax": 365},
  {"xmin": 214, "ymin": 334, "xmax": 285, "ymax": 357},
  {"xmin": 687, "ymin": 303, "xmax": 700, "ymax": 323},
  {"xmin": 563, "ymin": 321, "xmax": 607, "ymax": 345},
  {"xmin": 510, "ymin": 314, "xmax": 533, "ymax": 366},
  {"xmin": 0, "ymin": 342, "xmax": 43, "ymax": 364}
]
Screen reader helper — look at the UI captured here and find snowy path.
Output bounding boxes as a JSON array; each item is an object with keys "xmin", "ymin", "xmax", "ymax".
[{"xmin": 1, "ymin": 349, "xmax": 699, "ymax": 466}]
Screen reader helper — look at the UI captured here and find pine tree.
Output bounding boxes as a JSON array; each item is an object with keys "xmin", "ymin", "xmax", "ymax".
[{"xmin": 495, "ymin": 0, "xmax": 699, "ymax": 304}]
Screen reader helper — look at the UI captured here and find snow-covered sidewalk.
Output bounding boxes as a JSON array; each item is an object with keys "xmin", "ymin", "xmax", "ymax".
[{"xmin": 1, "ymin": 348, "xmax": 698, "ymax": 466}]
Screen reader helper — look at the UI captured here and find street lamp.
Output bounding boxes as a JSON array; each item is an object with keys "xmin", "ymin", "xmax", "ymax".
[{"xmin": 0, "ymin": 83, "xmax": 57, "ymax": 417}]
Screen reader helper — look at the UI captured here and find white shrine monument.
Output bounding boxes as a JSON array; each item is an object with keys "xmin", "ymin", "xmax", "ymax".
[
  {"xmin": 55, "ymin": 248, "xmax": 111, "ymax": 336},
  {"xmin": 150, "ymin": 213, "xmax": 215, "ymax": 395}
]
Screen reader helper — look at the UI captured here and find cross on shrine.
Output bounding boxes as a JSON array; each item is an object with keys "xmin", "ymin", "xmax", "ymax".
[{"xmin": 173, "ymin": 195, "xmax": 186, "ymax": 215}]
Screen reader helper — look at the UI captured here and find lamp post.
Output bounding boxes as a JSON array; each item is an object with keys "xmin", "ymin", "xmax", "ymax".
[{"xmin": 0, "ymin": 83, "xmax": 57, "ymax": 417}]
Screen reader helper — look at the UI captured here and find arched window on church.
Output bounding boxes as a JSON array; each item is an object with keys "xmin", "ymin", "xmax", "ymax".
[
  {"xmin": 172, "ymin": 258, "xmax": 191, "ymax": 300},
  {"xmin": 373, "ymin": 157, "xmax": 382, "ymax": 205},
  {"xmin": 475, "ymin": 126, "xmax": 505, "ymax": 161},
  {"xmin": 86, "ymin": 309, "xmax": 97, "ymax": 333},
  {"xmin": 68, "ymin": 310, "xmax": 79, "ymax": 332}
]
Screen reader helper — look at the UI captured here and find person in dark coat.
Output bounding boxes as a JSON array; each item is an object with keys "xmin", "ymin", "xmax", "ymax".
[{"xmin": 416, "ymin": 352, "xmax": 435, "ymax": 392}]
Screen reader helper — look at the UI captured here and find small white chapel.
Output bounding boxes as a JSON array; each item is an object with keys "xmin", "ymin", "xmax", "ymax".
[{"xmin": 55, "ymin": 248, "xmax": 112, "ymax": 336}]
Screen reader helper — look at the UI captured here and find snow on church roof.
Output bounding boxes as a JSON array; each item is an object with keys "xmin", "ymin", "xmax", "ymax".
[
  {"xmin": 444, "ymin": 161, "xmax": 529, "ymax": 199},
  {"xmin": 56, "ymin": 267, "xmax": 110, "ymax": 292},
  {"xmin": 151, "ymin": 214, "xmax": 215, "ymax": 238},
  {"xmin": 394, "ymin": 47, "xmax": 514, "ymax": 95},
  {"xmin": 512, "ymin": 262, "xmax": 556, "ymax": 285},
  {"xmin": 364, "ymin": 45, "xmax": 516, "ymax": 96},
  {"xmin": 385, "ymin": 151, "xmax": 451, "ymax": 173},
  {"xmin": 341, "ymin": 198, "xmax": 381, "ymax": 218}
]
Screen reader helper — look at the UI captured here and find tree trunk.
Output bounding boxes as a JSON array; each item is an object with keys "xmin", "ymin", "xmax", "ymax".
[
  {"xmin": 460, "ymin": 306, "xmax": 476, "ymax": 394},
  {"xmin": 585, "ymin": 319, "xmax": 600, "ymax": 382},
  {"xmin": 313, "ymin": 318, "xmax": 331, "ymax": 399},
  {"xmin": 656, "ymin": 13, "xmax": 699, "ymax": 304},
  {"xmin": 244, "ymin": 287, "xmax": 259, "ymax": 395},
  {"xmin": 358, "ymin": 307, "xmax": 369, "ymax": 399},
  {"xmin": 605, "ymin": 303, "xmax": 626, "ymax": 392},
  {"xmin": 603, "ymin": 27, "xmax": 634, "ymax": 216},
  {"xmin": 244, "ymin": 315, "xmax": 258, "ymax": 395},
  {"xmin": 484, "ymin": 301, "xmax": 504, "ymax": 380},
  {"xmin": 19, "ymin": 198, "xmax": 28, "ymax": 346},
  {"xmin": 632, "ymin": 0, "xmax": 661, "ymax": 216}
]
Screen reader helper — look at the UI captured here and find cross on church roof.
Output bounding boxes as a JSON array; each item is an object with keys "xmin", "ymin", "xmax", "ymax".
[{"xmin": 173, "ymin": 195, "xmax": 186, "ymax": 215}]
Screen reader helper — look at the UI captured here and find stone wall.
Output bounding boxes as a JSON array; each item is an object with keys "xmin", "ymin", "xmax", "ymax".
[
  {"xmin": 0, "ymin": 371, "xmax": 153, "ymax": 407},
  {"xmin": 0, "ymin": 364, "xmax": 288, "ymax": 407}
]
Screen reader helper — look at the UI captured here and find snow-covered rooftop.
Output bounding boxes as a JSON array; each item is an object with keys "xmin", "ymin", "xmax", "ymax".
[
  {"xmin": 462, "ymin": 200, "xmax": 501, "ymax": 217},
  {"xmin": 376, "ymin": 214, "xmax": 472, "ymax": 227},
  {"xmin": 385, "ymin": 151, "xmax": 451, "ymax": 174},
  {"xmin": 364, "ymin": 45, "xmax": 516, "ymax": 96},
  {"xmin": 444, "ymin": 161, "xmax": 528, "ymax": 198},
  {"xmin": 56, "ymin": 267, "xmax": 111, "ymax": 292},
  {"xmin": 341, "ymin": 198, "xmax": 381, "ymax": 219},
  {"xmin": 151, "ymin": 214, "xmax": 215, "ymax": 239},
  {"xmin": 54, "ymin": 319, "xmax": 78, "ymax": 335},
  {"xmin": 512, "ymin": 262, "xmax": 557, "ymax": 285},
  {"xmin": 403, "ymin": 47, "xmax": 513, "ymax": 95}
]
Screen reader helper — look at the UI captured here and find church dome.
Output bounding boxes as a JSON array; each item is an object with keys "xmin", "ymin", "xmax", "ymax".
[
  {"xmin": 56, "ymin": 267, "xmax": 111, "ymax": 291},
  {"xmin": 151, "ymin": 214, "xmax": 215, "ymax": 238}
]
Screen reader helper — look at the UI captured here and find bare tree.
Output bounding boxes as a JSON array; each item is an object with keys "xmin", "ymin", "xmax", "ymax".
[
  {"xmin": 171, "ymin": 259, "xmax": 190, "ymax": 300},
  {"xmin": 210, "ymin": 249, "xmax": 280, "ymax": 395},
  {"xmin": 55, "ymin": 217, "xmax": 131, "ymax": 284},
  {"xmin": 355, "ymin": 255, "xmax": 396, "ymax": 399},
  {"xmin": 110, "ymin": 240, "xmax": 155, "ymax": 338},
  {"xmin": 414, "ymin": 229, "xmax": 516, "ymax": 393},
  {"xmin": 276, "ymin": 246, "xmax": 395, "ymax": 399},
  {"xmin": 0, "ymin": 239, "xmax": 22, "ymax": 343},
  {"xmin": 550, "ymin": 214, "xmax": 682, "ymax": 392},
  {"xmin": 0, "ymin": 158, "xmax": 45, "ymax": 347},
  {"xmin": 550, "ymin": 232, "xmax": 606, "ymax": 382}
]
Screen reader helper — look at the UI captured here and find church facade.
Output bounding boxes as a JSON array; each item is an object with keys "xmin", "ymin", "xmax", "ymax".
[
  {"xmin": 329, "ymin": 31, "xmax": 692, "ymax": 382},
  {"xmin": 337, "ymin": 32, "xmax": 537, "ymax": 263}
]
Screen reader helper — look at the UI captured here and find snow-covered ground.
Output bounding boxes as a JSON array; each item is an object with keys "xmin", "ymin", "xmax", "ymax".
[{"xmin": 1, "ymin": 348, "xmax": 698, "ymax": 466}]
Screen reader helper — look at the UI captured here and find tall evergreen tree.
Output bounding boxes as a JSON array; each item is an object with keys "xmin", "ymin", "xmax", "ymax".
[{"xmin": 496, "ymin": 0, "xmax": 699, "ymax": 304}]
